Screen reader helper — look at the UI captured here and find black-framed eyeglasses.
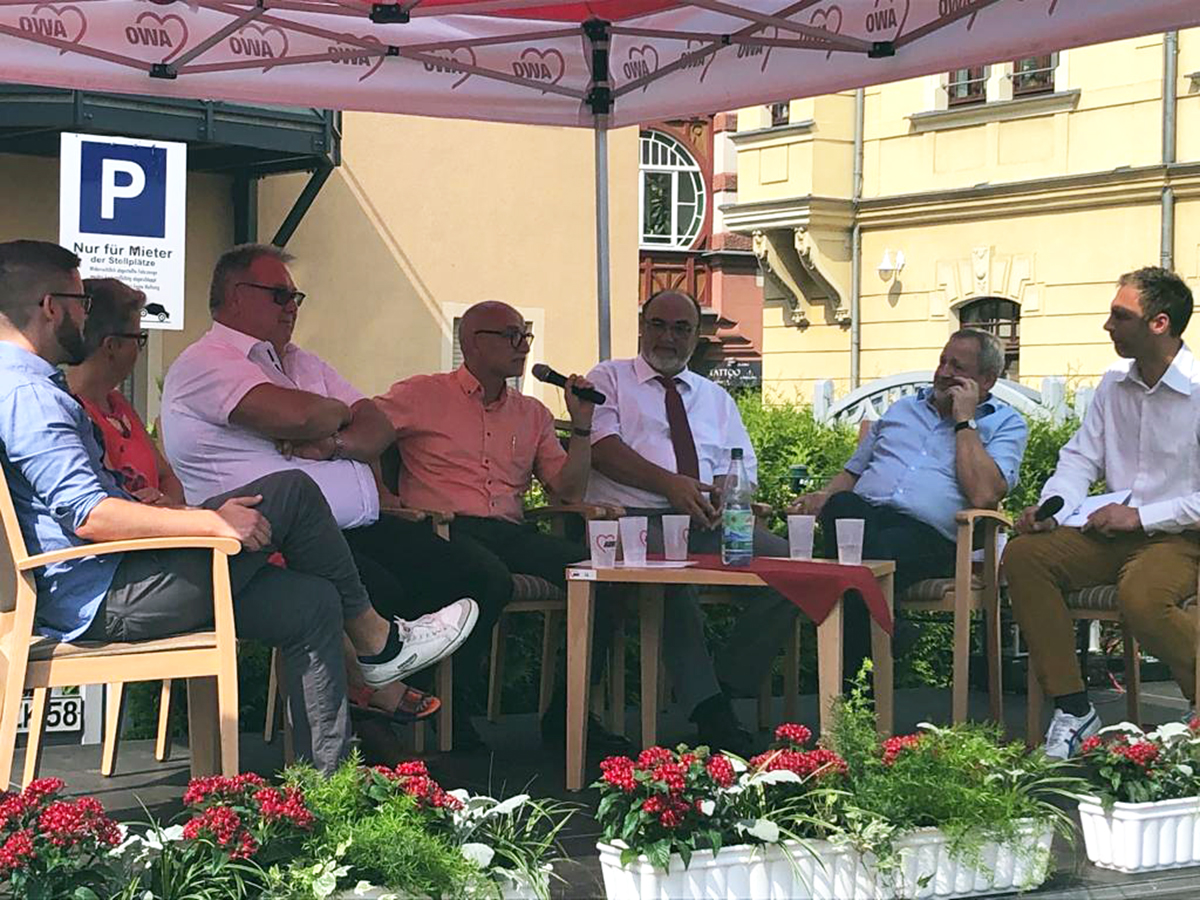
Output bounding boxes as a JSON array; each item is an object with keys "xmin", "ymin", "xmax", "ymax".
[
  {"xmin": 111, "ymin": 331, "xmax": 149, "ymax": 350},
  {"xmin": 644, "ymin": 317, "xmax": 695, "ymax": 338},
  {"xmin": 45, "ymin": 291, "xmax": 93, "ymax": 315},
  {"xmin": 474, "ymin": 328, "xmax": 535, "ymax": 349},
  {"xmin": 237, "ymin": 281, "xmax": 306, "ymax": 308}
]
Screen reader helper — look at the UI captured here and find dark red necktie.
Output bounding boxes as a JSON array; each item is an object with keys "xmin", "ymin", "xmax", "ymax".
[{"xmin": 656, "ymin": 375, "xmax": 700, "ymax": 479}]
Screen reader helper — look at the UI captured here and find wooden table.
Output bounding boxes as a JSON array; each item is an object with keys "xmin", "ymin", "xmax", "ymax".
[{"xmin": 563, "ymin": 558, "xmax": 895, "ymax": 791}]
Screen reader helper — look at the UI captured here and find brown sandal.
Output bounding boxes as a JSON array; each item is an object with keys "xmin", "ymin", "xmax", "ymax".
[{"xmin": 350, "ymin": 685, "xmax": 441, "ymax": 725}]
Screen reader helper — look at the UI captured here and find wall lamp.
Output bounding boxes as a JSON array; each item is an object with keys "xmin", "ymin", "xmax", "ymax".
[{"xmin": 877, "ymin": 249, "xmax": 905, "ymax": 279}]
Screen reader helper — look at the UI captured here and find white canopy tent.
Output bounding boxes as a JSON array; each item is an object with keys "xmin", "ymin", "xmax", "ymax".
[{"xmin": 1, "ymin": 0, "xmax": 1197, "ymax": 355}]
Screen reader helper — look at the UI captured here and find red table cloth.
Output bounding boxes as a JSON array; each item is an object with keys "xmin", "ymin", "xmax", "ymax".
[{"xmin": 690, "ymin": 554, "xmax": 893, "ymax": 635}]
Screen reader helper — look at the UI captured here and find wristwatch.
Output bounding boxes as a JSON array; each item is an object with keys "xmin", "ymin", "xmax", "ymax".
[
  {"xmin": 572, "ymin": 426, "xmax": 592, "ymax": 437},
  {"xmin": 954, "ymin": 418, "xmax": 977, "ymax": 433},
  {"xmin": 331, "ymin": 430, "xmax": 346, "ymax": 459}
]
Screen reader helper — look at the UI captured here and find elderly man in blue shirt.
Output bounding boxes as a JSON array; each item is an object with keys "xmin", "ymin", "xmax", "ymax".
[{"xmin": 792, "ymin": 329, "xmax": 1028, "ymax": 683}]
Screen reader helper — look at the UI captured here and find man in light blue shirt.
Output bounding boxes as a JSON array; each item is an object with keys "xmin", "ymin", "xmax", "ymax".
[{"xmin": 792, "ymin": 329, "xmax": 1028, "ymax": 680}]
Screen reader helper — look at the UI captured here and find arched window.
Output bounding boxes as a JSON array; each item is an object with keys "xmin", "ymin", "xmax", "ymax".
[
  {"xmin": 639, "ymin": 130, "xmax": 705, "ymax": 249},
  {"xmin": 960, "ymin": 297, "xmax": 1020, "ymax": 379}
]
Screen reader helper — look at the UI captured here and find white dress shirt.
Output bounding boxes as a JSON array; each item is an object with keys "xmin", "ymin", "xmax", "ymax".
[
  {"xmin": 161, "ymin": 322, "xmax": 379, "ymax": 530},
  {"xmin": 1040, "ymin": 344, "xmax": 1200, "ymax": 534},
  {"xmin": 584, "ymin": 355, "xmax": 757, "ymax": 509}
]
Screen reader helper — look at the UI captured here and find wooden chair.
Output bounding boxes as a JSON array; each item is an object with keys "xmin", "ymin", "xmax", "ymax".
[
  {"xmin": 1024, "ymin": 576, "xmax": 1200, "ymax": 746},
  {"xmin": 0, "ymin": 468, "xmax": 241, "ymax": 789},
  {"xmin": 896, "ymin": 509, "xmax": 1007, "ymax": 725}
]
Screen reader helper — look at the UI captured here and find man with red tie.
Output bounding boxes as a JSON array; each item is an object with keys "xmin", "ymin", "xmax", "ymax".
[{"xmin": 586, "ymin": 290, "xmax": 795, "ymax": 754}]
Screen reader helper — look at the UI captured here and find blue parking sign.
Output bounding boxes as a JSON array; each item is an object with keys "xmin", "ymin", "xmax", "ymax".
[{"xmin": 78, "ymin": 141, "xmax": 167, "ymax": 238}]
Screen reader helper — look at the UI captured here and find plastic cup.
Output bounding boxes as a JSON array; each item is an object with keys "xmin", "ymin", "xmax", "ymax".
[
  {"xmin": 618, "ymin": 516, "xmax": 648, "ymax": 567},
  {"xmin": 662, "ymin": 515, "xmax": 691, "ymax": 561},
  {"xmin": 836, "ymin": 518, "xmax": 865, "ymax": 566},
  {"xmin": 588, "ymin": 520, "xmax": 619, "ymax": 568},
  {"xmin": 787, "ymin": 515, "xmax": 816, "ymax": 560}
]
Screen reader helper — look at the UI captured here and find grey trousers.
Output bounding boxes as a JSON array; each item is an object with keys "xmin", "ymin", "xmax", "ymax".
[
  {"xmin": 95, "ymin": 470, "xmax": 371, "ymax": 774},
  {"xmin": 630, "ymin": 509, "xmax": 798, "ymax": 715}
]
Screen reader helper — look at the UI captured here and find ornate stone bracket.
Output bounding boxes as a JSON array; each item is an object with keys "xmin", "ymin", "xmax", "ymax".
[
  {"xmin": 752, "ymin": 228, "xmax": 848, "ymax": 327},
  {"xmin": 753, "ymin": 230, "xmax": 807, "ymax": 326}
]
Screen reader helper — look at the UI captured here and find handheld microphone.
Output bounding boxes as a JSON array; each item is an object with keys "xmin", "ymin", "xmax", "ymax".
[
  {"xmin": 1035, "ymin": 496, "xmax": 1065, "ymax": 522},
  {"xmin": 531, "ymin": 364, "xmax": 607, "ymax": 405}
]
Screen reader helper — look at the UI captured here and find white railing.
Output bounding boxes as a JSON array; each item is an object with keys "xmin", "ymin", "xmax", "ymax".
[{"xmin": 812, "ymin": 374, "xmax": 1092, "ymax": 425}]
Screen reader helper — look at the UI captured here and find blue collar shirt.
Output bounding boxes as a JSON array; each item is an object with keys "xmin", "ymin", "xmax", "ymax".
[
  {"xmin": 0, "ymin": 342, "xmax": 126, "ymax": 640},
  {"xmin": 845, "ymin": 389, "xmax": 1028, "ymax": 541}
]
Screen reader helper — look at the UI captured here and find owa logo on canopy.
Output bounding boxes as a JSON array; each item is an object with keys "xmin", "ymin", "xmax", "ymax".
[{"xmin": 78, "ymin": 140, "xmax": 167, "ymax": 238}]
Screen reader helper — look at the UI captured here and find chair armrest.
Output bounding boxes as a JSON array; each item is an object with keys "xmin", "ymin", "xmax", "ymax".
[
  {"xmin": 527, "ymin": 503, "xmax": 625, "ymax": 522},
  {"xmin": 954, "ymin": 509, "xmax": 1012, "ymax": 529},
  {"xmin": 19, "ymin": 536, "xmax": 242, "ymax": 571}
]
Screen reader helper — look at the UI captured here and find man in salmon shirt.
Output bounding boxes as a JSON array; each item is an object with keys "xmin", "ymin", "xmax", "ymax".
[{"xmin": 375, "ymin": 300, "xmax": 630, "ymax": 753}]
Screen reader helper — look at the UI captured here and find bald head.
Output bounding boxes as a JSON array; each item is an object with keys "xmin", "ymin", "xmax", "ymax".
[{"xmin": 459, "ymin": 300, "xmax": 532, "ymax": 382}]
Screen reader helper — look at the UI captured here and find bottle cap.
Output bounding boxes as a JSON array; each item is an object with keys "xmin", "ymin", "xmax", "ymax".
[{"xmin": 731, "ymin": 447, "xmax": 744, "ymax": 459}]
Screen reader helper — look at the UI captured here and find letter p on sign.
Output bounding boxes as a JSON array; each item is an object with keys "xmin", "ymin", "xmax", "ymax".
[
  {"xmin": 100, "ymin": 159, "xmax": 146, "ymax": 220},
  {"xmin": 78, "ymin": 140, "xmax": 167, "ymax": 238}
]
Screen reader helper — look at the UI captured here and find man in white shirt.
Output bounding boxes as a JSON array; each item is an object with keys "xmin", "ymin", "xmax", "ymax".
[
  {"xmin": 162, "ymin": 244, "xmax": 489, "ymax": 735},
  {"xmin": 1006, "ymin": 267, "xmax": 1200, "ymax": 758},
  {"xmin": 587, "ymin": 290, "xmax": 797, "ymax": 754}
]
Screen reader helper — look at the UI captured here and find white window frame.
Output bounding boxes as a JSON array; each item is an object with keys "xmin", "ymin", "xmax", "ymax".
[{"xmin": 639, "ymin": 130, "xmax": 706, "ymax": 250}]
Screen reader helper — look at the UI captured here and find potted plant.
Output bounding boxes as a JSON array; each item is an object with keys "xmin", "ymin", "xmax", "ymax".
[
  {"xmin": 819, "ymin": 669, "xmax": 1082, "ymax": 899},
  {"xmin": 1076, "ymin": 720, "xmax": 1200, "ymax": 872},
  {"xmin": 0, "ymin": 777, "xmax": 124, "ymax": 900},
  {"xmin": 593, "ymin": 727, "xmax": 846, "ymax": 900},
  {"xmin": 270, "ymin": 756, "xmax": 572, "ymax": 899}
]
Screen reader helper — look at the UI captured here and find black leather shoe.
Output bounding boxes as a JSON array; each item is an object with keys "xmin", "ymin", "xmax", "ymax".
[
  {"xmin": 541, "ymin": 705, "xmax": 635, "ymax": 756},
  {"xmin": 696, "ymin": 716, "xmax": 760, "ymax": 759}
]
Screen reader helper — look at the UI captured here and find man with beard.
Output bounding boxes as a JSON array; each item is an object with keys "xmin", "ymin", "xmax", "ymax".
[
  {"xmin": 1006, "ymin": 268, "xmax": 1200, "ymax": 759},
  {"xmin": 584, "ymin": 290, "xmax": 799, "ymax": 754},
  {"xmin": 0, "ymin": 240, "xmax": 432, "ymax": 774},
  {"xmin": 792, "ymin": 329, "xmax": 1027, "ymax": 689}
]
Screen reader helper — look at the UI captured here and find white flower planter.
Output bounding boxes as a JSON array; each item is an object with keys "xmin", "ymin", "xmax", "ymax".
[
  {"xmin": 885, "ymin": 820, "xmax": 1054, "ymax": 898},
  {"xmin": 597, "ymin": 821, "xmax": 1052, "ymax": 900},
  {"xmin": 598, "ymin": 839, "xmax": 813, "ymax": 899},
  {"xmin": 1078, "ymin": 794, "xmax": 1200, "ymax": 873},
  {"xmin": 333, "ymin": 870, "xmax": 544, "ymax": 899}
]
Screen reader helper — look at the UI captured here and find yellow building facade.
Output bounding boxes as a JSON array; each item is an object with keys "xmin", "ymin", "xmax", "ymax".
[
  {"xmin": 0, "ymin": 112, "xmax": 639, "ymax": 421},
  {"xmin": 725, "ymin": 30, "xmax": 1200, "ymax": 404}
]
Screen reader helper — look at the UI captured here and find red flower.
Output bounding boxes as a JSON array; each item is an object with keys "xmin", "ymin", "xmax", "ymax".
[
  {"xmin": 600, "ymin": 756, "xmax": 637, "ymax": 793},
  {"xmin": 651, "ymin": 762, "xmax": 687, "ymax": 794},
  {"xmin": 706, "ymin": 754, "xmax": 736, "ymax": 788},
  {"xmin": 638, "ymin": 746, "xmax": 674, "ymax": 769},
  {"xmin": 0, "ymin": 829, "xmax": 36, "ymax": 872},
  {"xmin": 1114, "ymin": 740, "xmax": 1160, "ymax": 768},
  {"xmin": 881, "ymin": 734, "xmax": 923, "ymax": 766},
  {"xmin": 253, "ymin": 786, "xmax": 315, "ymax": 830},
  {"xmin": 751, "ymin": 747, "xmax": 848, "ymax": 779},
  {"xmin": 774, "ymin": 723, "xmax": 813, "ymax": 748},
  {"xmin": 21, "ymin": 778, "xmax": 64, "ymax": 805},
  {"xmin": 183, "ymin": 805, "xmax": 259, "ymax": 858},
  {"xmin": 1080, "ymin": 735, "xmax": 1104, "ymax": 754}
]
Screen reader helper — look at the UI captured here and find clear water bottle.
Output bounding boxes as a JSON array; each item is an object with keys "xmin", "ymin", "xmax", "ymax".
[{"xmin": 721, "ymin": 447, "xmax": 754, "ymax": 567}]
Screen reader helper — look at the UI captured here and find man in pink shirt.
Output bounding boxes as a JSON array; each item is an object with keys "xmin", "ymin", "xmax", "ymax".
[{"xmin": 376, "ymin": 300, "xmax": 630, "ymax": 752}]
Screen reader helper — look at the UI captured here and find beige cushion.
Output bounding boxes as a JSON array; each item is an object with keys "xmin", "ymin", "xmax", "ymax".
[
  {"xmin": 900, "ymin": 576, "xmax": 985, "ymax": 603},
  {"xmin": 1064, "ymin": 584, "xmax": 1197, "ymax": 613},
  {"xmin": 509, "ymin": 573, "xmax": 564, "ymax": 604}
]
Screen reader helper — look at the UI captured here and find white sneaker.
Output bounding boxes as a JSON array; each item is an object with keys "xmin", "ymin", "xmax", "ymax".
[
  {"xmin": 358, "ymin": 598, "xmax": 479, "ymax": 688},
  {"xmin": 1043, "ymin": 704, "xmax": 1100, "ymax": 760}
]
